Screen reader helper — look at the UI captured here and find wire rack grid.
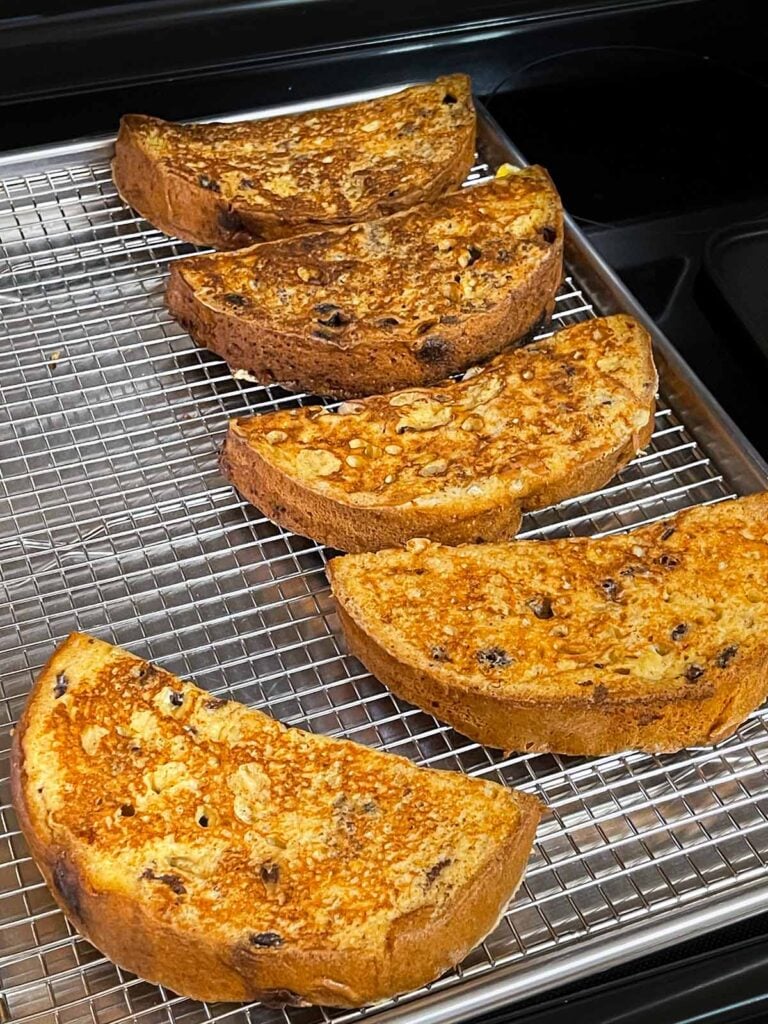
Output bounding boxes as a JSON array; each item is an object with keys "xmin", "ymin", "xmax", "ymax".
[{"xmin": 2, "ymin": 111, "xmax": 768, "ymax": 1024}]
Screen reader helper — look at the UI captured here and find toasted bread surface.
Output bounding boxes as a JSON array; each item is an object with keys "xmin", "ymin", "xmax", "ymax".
[
  {"xmin": 329, "ymin": 493, "xmax": 768, "ymax": 755},
  {"xmin": 166, "ymin": 167, "xmax": 564, "ymax": 397},
  {"xmin": 220, "ymin": 315, "xmax": 656, "ymax": 552},
  {"xmin": 113, "ymin": 75, "xmax": 476, "ymax": 249},
  {"xmin": 11, "ymin": 634, "xmax": 541, "ymax": 1007}
]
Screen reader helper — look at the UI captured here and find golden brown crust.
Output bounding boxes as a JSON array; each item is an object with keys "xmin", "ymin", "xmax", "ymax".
[
  {"xmin": 11, "ymin": 634, "xmax": 541, "ymax": 1006},
  {"xmin": 220, "ymin": 429, "xmax": 526, "ymax": 553},
  {"xmin": 112, "ymin": 76, "xmax": 476, "ymax": 250},
  {"xmin": 328, "ymin": 494, "xmax": 768, "ymax": 755},
  {"xmin": 219, "ymin": 316, "xmax": 657, "ymax": 552},
  {"xmin": 165, "ymin": 167, "xmax": 564, "ymax": 398},
  {"xmin": 335, "ymin": 603, "xmax": 768, "ymax": 756}
]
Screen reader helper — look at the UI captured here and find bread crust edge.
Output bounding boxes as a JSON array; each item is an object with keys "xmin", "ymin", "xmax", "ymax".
[
  {"xmin": 330, "ymin": 599, "xmax": 768, "ymax": 756},
  {"xmin": 219, "ymin": 429, "xmax": 525, "ymax": 552},
  {"xmin": 217, "ymin": 317, "xmax": 655, "ymax": 553}
]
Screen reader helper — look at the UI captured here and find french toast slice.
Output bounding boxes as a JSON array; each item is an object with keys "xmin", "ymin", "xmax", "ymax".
[
  {"xmin": 11, "ymin": 634, "xmax": 541, "ymax": 1007},
  {"xmin": 166, "ymin": 166, "xmax": 564, "ymax": 397},
  {"xmin": 328, "ymin": 493, "xmax": 768, "ymax": 756},
  {"xmin": 220, "ymin": 315, "xmax": 657, "ymax": 552},
  {"xmin": 113, "ymin": 75, "xmax": 476, "ymax": 249}
]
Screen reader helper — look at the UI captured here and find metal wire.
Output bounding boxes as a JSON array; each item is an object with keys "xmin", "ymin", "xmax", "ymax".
[{"xmin": 1, "ymin": 125, "xmax": 766, "ymax": 1024}]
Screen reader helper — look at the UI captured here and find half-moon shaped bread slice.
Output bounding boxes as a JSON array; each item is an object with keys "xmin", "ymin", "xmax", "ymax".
[
  {"xmin": 166, "ymin": 166, "xmax": 564, "ymax": 397},
  {"xmin": 220, "ymin": 315, "xmax": 657, "ymax": 552},
  {"xmin": 11, "ymin": 633, "xmax": 541, "ymax": 1007},
  {"xmin": 113, "ymin": 75, "xmax": 476, "ymax": 249},
  {"xmin": 328, "ymin": 493, "xmax": 768, "ymax": 756}
]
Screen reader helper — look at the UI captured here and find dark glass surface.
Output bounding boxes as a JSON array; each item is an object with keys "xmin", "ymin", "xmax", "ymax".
[
  {"xmin": 705, "ymin": 224, "xmax": 768, "ymax": 356},
  {"xmin": 485, "ymin": 48, "xmax": 768, "ymax": 224}
]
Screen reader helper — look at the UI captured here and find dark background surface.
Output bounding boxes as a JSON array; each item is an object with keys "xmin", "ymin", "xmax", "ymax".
[
  {"xmin": 470, "ymin": 912, "xmax": 768, "ymax": 1023},
  {"xmin": 1, "ymin": 1, "xmax": 767, "ymax": 1019}
]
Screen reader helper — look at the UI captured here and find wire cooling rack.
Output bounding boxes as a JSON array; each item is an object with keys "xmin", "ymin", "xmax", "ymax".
[{"xmin": 2, "ymin": 94, "xmax": 768, "ymax": 1024}]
